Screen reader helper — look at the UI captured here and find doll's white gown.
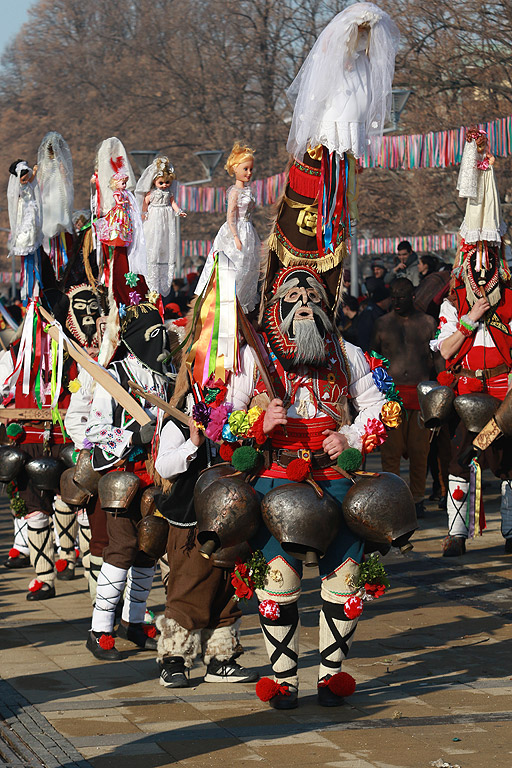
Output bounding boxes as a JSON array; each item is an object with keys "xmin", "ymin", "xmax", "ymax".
[
  {"xmin": 195, "ymin": 185, "xmax": 260, "ymax": 312},
  {"xmin": 144, "ymin": 188, "xmax": 178, "ymax": 296},
  {"xmin": 13, "ymin": 183, "xmax": 42, "ymax": 256}
]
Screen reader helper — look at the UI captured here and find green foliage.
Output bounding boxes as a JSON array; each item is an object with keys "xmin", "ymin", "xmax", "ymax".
[{"xmin": 357, "ymin": 552, "xmax": 390, "ymax": 589}]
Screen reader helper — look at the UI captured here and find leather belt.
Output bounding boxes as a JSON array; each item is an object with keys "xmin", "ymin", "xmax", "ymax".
[
  {"xmin": 272, "ymin": 448, "xmax": 336, "ymax": 470},
  {"xmin": 454, "ymin": 363, "xmax": 509, "ymax": 380}
]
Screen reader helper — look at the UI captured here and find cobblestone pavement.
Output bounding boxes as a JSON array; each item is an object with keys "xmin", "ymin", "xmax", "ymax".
[{"xmin": 1, "ymin": 461, "xmax": 511, "ymax": 768}]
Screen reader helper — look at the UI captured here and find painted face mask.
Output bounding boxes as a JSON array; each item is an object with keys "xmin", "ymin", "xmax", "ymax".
[
  {"xmin": 463, "ymin": 243, "xmax": 501, "ymax": 307},
  {"xmin": 120, "ymin": 302, "xmax": 169, "ymax": 375},
  {"xmin": 66, "ymin": 285, "xmax": 101, "ymax": 346},
  {"xmin": 262, "ymin": 265, "xmax": 334, "ymax": 370}
]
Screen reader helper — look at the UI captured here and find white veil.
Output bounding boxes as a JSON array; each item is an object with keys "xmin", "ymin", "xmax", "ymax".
[
  {"xmin": 134, "ymin": 156, "xmax": 177, "ymax": 209},
  {"xmin": 94, "ymin": 137, "xmax": 136, "ymax": 216},
  {"xmin": 286, "ymin": 2, "xmax": 400, "ymax": 160},
  {"xmin": 7, "ymin": 161, "xmax": 30, "ymax": 242},
  {"xmin": 37, "ymin": 131, "xmax": 74, "ymax": 239},
  {"xmin": 457, "ymin": 139, "xmax": 479, "ymax": 200}
]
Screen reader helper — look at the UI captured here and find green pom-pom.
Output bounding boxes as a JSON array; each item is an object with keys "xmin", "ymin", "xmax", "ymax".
[
  {"xmin": 231, "ymin": 445, "xmax": 261, "ymax": 472},
  {"xmin": 6, "ymin": 423, "xmax": 23, "ymax": 439},
  {"xmin": 337, "ymin": 448, "xmax": 362, "ymax": 472}
]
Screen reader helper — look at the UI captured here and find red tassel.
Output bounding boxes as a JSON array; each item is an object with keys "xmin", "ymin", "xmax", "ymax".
[
  {"xmin": 8, "ymin": 548, "xmax": 20, "ymax": 558},
  {"xmin": 286, "ymin": 457, "xmax": 310, "ymax": 483},
  {"xmin": 453, "ymin": 486, "xmax": 465, "ymax": 501},
  {"xmin": 321, "ymin": 672, "xmax": 356, "ymax": 698},
  {"xmin": 55, "ymin": 559, "xmax": 68, "ymax": 573},
  {"xmin": 437, "ymin": 371, "xmax": 455, "ymax": 386},
  {"xmin": 288, "ymin": 163, "xmax": 321, "ymax": 199},
  {"xmin": 143, "ymin": 625, "xmax": 157, "ymax": 639},
  {"xmin": 98, "ymin": 634, "xmax": 116, "ymax": 650},
  {"xmin": 255, "ymin": 677, "xmax": 290, "ymax": 702},
  {"xmin": 28, "ymin": 579, "xmax": 44, "ymax": 593},
  {"xmin": 219, "ymin": 442, "xmax": 237, "ymax": 461}
]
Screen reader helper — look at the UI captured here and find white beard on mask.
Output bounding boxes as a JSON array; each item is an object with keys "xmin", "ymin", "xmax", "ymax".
[{"xmin": 293, "ymin": 318, "xmax": 327, "ymax": 364}]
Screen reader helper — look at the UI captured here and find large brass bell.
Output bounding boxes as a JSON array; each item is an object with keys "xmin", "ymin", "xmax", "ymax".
[
  {"xmin": 98, "ymin": 471, "xmax": 140, "ymax": 513},
  {"xmin": 211, "ymin": 541, "xmax": 252, "ymax": 569},
  {"xmin": 194, "ymin": 467, "xmax": 261, "ymax": 558},
  {"xmin": 0, "ymin": 445, "xmax": 29, "ymax": 483},
  {"xmin": 25, "ymin": 457, "xmax": 65, "ymax": 492},
  {"xmin": 59, "ymin": 443, "xmax": 77, "ymax": 468},
  {"xmin": 261, "ymin": 482, "xmax": 341, "ymax": 567},
  {"xmin": 454, "ymin": 393, "xmax": 500, "ymax": 433},
  {"xmin": 342, "ymin": 472, "xmax": 417, "ymax": 552},
  {"xmin": 417, "ymin": 380, "xmax": 440, "ymax": 422},
  {"xmin": 73, "ymin": 449, "xmax": 101, "ymax": 496},
  {"xmin": 421, "ymin": 385, "xmax": 455, "ymax": 429},
  {"xmin": 140, "ymin": 486, "xmax": 159, "ymax": 517},
  {"xmin": 60, "ymin": 467, "xmax": 89, "ymax": 507},
  {"xmin": 493, "ymin": 388, "xmax": 512, "ymax": 435},
  {"xmin": 137, "ymin": 515, "xmax": 169, "ymax": 560}
]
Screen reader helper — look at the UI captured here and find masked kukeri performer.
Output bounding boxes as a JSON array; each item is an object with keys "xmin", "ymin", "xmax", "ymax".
[
  {"xmin": 0, "ymin": 292, "xmax": 82, "ymax": 599},
  {"xmin": 432, "ymin": 127, "xmax": 512, "ymax": 556},
  {"xmin": 84, "ymin": 301, "xmax": 171, "ymax": 659}
]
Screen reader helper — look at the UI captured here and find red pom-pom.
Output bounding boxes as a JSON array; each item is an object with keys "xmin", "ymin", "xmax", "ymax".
[
  {"xmin": 322, "ymin": 672, "xmax": 357, "ymax": 698},
  {"xmin": 143, "ymin": 624, "xmax": 157, "ymax": 638},
  {"xmin": 8, "ymin": 548, "xmax": 20, "ymax": 558},
  {"xmin": 219, "ymin": 442, "xmax": 236, "ymax": 461},
  {"xmin": 251, "ymin": 412, "xmax": 267, "ymax": 446},
  {"xmin": 452, "ymin": 486, "xmax": 465, "ymax": 501},
  {"xmin": 259, "ymin": 599, "xmax": 281, "ymax": 620},
  {"xmin": 28, "ymin": 579, "xmax": 44, "ymax": 593},
  {"xmin": 286, "ymin": 457, "xmax": 310, "ymax": 483},
  {"xmin": 75, "ymin": 547, "xmax": 80, "ymax": 558},
  {"xmin": 462, "ymin": 377, "xmax": 484, "ymax": 393},
  {"xmin": 55, "ymin": 559, "xmax": 68, "ymax": 573},
  {"xmin": 344, "ymin": 595, "xmax": 364, "ymax": 619},
  {"xmin": 437, "ymin": 371, "xmax": 455, "ymax": 386},
  {"xmin": 98, "ymin": 634, "xmax": 116, "ymax": 650},
  {"xmin": 255, "ymin": 677, "xmax": 290, "ymax": 702}
]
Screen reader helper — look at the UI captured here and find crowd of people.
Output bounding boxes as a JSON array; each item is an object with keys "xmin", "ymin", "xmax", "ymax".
[{"xmin": 1, "ymin": 2, "xmax": 511, "ymax": 715}]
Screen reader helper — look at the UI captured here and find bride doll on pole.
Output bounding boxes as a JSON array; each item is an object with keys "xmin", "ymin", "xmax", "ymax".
[
  {"xmin": 194, "ymin": 143, "xmax": 261, "ymax": 313},
  {"xmin": 135, "ymin": 156, "xmax": 186, "ymax": 297},
  {"xmin": 7, "ymin": 159, "xmax": 43, "ymax": 301}
]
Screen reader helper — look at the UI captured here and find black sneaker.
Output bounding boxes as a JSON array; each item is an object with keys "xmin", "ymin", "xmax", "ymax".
[
  {"xmin": 268, "ymin": 682, "xmax": 298, "ymax": 710},
  {"xmin": 86, "ymin": 630, "xmax": 121, "ymax": 661},
  {"xmin": 159, "ymin": 657, "xmax": 188, "ymax": 688},
  {"xmin": 204, "ymin": 657, "xmax": 259, "ymax": 684},
  {"xmin": 116, "ymin": 622, "xmax": 157, "ymax": 650},
  {"xmin": 415, "ymin": 501, "xmax": 425, "ymax": 519},
  {"xmin": 504, "ymin": 538, "xmax": 512, "ymax": 554}
]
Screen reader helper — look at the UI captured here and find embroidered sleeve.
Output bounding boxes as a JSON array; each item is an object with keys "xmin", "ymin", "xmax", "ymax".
[
  {"xmin": 431, "ymin": 299, "xmax": 459, "ymax": 352},
  {"xmin": 342, "ymin": 342, "xmax": 387, "ymax": 450},
  {"xmin": 155, "ymin": 420, "xmax": 198, "ymax": 480},
  {"xmin": 85, "ymin": 367, "xmax": 133, "ymax": 463}
]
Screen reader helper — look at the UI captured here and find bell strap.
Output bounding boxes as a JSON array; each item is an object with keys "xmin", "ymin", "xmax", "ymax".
[
  {"xmin": 452, "ymin": 363, "xmax": 509, "ymax": 381},
  {"xmin": 272, "ymin": 447, "xmax": 336, "ymax": 470}
]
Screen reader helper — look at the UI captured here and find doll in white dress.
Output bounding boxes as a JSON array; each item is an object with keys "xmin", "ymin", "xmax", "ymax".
[
  {"xmin": 135, "ymin": 157, "xmax": 186, "ymax": 296},
  {"xmin": 195, "ymin": 143, "xmax": 261, "ymax": 313},
  {"xmin": 457, "ymin": 128, "xmax": 506, "ymax": 245},
  {"xmin": 7, "ymin": 160, "xmax": 42, "ymax": 257}
]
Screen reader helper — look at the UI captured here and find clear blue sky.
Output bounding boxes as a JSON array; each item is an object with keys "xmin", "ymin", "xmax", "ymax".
[{"xmin": 0, "ymin": 1, "xmax": 36, "ymax": 56}]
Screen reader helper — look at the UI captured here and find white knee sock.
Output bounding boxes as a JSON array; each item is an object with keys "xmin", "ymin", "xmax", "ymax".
[
  {"xmin": 122, "ymin": 566, "xmax": 155, "ymax": 624},
  {"xmin": 318, "ymin": 599, "xmax": 359, "ymax": 680},
  {"xmin": 447, "ymin": 475, "xmax": 469, "ymax": 537},
  {"xmin": 259, "ymin": 600, "xmax": 299, "ymax": 688},
  {"xmin": 27, "ymin": 513, "xmax": 55, "ymax": 586},
  {"xmin": 13, "ymin": 516, "xmax": 30, "ymax": 556},
  {"xmin": 53, "ymin": 509, "xmax": 78, "ymax": 564},
  {"xmin": 92, "ymin": 563, "xmax": 128, "ymax": 634}
]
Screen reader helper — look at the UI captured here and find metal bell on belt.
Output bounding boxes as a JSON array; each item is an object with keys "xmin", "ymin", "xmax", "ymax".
[
  {"xmin": 421, "ymin": 385, "xmax": 455, "ymax": 429},
  {"xmin": 454, "ymin": 393, "xmax": 500, "ymax": 433},
  {"xmin": 0, "ymin": 445, "xmax": 30, "ymax": 483},
  {"xmin": 140, "ymin": 485, "xmax": 160, "ymax": 517},
  {"xmin": 98, "ymin": 471, "xmax": 140, "ymax": 513},
  {"xmin": 261, "ymin": 482, "xmax": 341, "ymax": 567},
  {"xmin": 60, "ymin": 467, "xmax": 89, "ymax": 507},
  {"xmin": 137, "ymin": 515, "xmax": 169, "ymax": 560},
  {"xmin": 417, "ymin": 380, "xmax": 440, "ymax": 422},
  {"xmin": 59, "ymin": 443, "xmax": 77, "ymax": 469},
  {"xmin": 342, "ymin": 471, "xmax": 417, "ymax": 552},
  {"xmin": 73, "ymin": 449, "xmax": 101, "ymax": 496},
  {"xmin": 25, "ymin": 457, "xmax": 65, "ymax": 492}
]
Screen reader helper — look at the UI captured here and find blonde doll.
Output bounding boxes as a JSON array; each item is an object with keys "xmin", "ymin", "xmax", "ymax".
[
  {"xmin": 135, "ymin": 157, "xmax": 186, "ymax": 296},
  {"xmin": 195, "ymin": 143, "xmax": 260, "ymax": 312}
]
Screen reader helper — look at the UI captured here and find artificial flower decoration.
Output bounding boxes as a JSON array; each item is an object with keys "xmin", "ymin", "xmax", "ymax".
[
  {"xmin": 231, "ymin": 551, "xmax": 269, "ymax": 602},
  {"xmin": 228, "ymin": 410, "xmax": 251, "ymax": 437},
  {"xmin": 68, "ymin": 378, "xmax": 81, "ymax": 393},
  {"xmin": 118, "ymin": 303, "xmax": 127, "ymax": 318},
  {"xmin": 380, "ymin": 400, "xmax": 402, "ymax": 428},
  {"xmin": 128, "ymin": 291, "xmax": 141, "ymax": 306},
  {"xmin": 192, "ymin": 401, "xmax": 211, "ymax": 429},
  {"xmin": 146, "ymin": 290, "xmax": 160, "ymax": 305},
  {"xmin": 371, "ymin": 366, "xmax": 393, "ymax": 394},
  {"xmin": 205, "ymin": 404, "xmax": 229, "ymax": 441},
  {"xmin": 124, "ymin": 271, "xmax": 139, "ymax": 287}
]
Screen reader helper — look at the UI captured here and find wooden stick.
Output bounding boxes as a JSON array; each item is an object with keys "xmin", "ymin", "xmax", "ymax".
[
  {"xmin": 236, "ymin": 300, "xmax": 277, "ymax": 400},
  {"xmin": 39, "ymin": 306, "xmax": 151, "ymax": 426},
  {"xmin": 0, "ymin": 408, "xmax": 67, "ymax": 421},
  {"xmin": 127, "ymin": 381, "xmax": 189, "ymax": 427}
]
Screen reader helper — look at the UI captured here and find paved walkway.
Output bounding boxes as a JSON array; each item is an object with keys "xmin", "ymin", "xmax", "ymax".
[{"xmin": 1, "ymin": 465, "xmax": 511, "ymax": 768}]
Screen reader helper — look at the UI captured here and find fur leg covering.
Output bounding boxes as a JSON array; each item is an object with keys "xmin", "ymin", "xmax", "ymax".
[
  {"xmin": 259, "ymin": 600, "xmax": 299, "ymax": 688},
  {"xmin": 92, "ymin": 563, "xmax": 127, "ymax": 634},
  {"xmin": 201, "ymin": 619, "xmax": 242, "ymax": 666},
  {"xmin": 121, "ymin": 566, "xmax": 155, "ymax": 624},
  {"xmin": 318, "ymin": 599, "xmax": 359, "ymax": 681},
  {"xmin": 27, "ymin": 513, "xmax": 55, "ymax": 586},
  {"xmin": 155, "ymin": 615, "xmax": 201, "ymax": 667}
]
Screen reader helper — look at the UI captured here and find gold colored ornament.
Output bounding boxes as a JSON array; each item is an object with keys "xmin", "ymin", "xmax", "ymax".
[
  {"xmin": 68, "ymin": 379, "xmax": 81, "ymax": 393},
  {"xmin": 269, "ymin": 568, "xmax": 283, "ymax": 585},
  {"xmin": 380, "ymin": 400, "xmax": 402, "ymax": 429},
  {"xmin": 307, "ymin": 144, "xmax": 323, "ymax": 161},
  {"xmin": 146, "ymin": 290, "xmax": 160, "ymax": 305}
]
